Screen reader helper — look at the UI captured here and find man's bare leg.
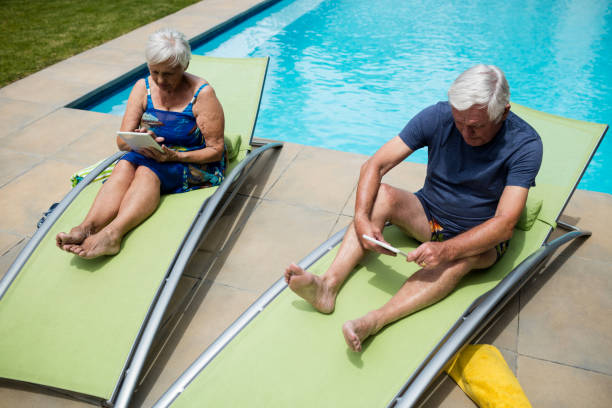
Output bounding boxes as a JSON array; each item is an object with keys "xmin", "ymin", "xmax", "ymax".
[
  {"xmin": 284, "ymin": 184, "xmax": 430, "ymax": 314},
  {"xmin": 284, "ymin": 223, "xmax": 366, "ymax": 313},
  {"xmin": 68, "ymin": 166, "xmax": 160, "ymax": 259},
  {"xmin": 56, "ymin": 161, "xmax": 136, "ymax": 250},
  {"xmin": 342, "ymin": 248, "xmax": 497, "ymax": 352}
]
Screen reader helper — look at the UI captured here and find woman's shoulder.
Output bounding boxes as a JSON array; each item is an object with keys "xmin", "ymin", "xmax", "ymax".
[{"xmin": 185, "ymin": 73, "xmax": 210, "ymax": 91}]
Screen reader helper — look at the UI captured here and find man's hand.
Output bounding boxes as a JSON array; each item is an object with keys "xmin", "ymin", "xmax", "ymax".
[
  {"xmin": 354, "ymin": 215, "xmax": 396, "ymax": 256},
  {"xmin": 406, "ymin": 241, "xmax": 451, "ymax": 269}
]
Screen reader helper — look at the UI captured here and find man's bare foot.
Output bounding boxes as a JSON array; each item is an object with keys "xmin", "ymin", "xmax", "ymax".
[
  {"xmin": 284, "ymin": 263, "xmax": 336, "ymax": 314},
  {"xmin": 68, "ymin": 228, "xmax": 121, "ymax": 259},
  {"xmin": 342, "ymin": 313, "xmax": 380, "ymax": 352},
  {"xmin": 56, "ymin": 225, "xmax": 92, "ymax": 250}
]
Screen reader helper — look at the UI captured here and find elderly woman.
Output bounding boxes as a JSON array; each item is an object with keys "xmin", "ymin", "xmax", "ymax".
[{"xmin": 56, "ymin": 28, "xmax": 225, "ymax": 259}]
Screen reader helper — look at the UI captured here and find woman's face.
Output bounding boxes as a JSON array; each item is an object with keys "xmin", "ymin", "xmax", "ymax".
[{"xmin": 148, "ymin": 61, "xmax": 185, "ymax": 92}]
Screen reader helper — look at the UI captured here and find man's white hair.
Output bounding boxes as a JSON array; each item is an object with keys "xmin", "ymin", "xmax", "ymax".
[
  {"xmin": 448, "ymin": 64, "xmax": 510, "ymax": 123},
  {"xmin": 145, "ymin": 28, "xmax": 191, "ymax": 69}
]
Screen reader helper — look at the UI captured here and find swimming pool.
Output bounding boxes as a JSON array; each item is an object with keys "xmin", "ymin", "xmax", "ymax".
[{"xmin": 88, "ymin": 0, "xmax": 612, "ymax": 194}]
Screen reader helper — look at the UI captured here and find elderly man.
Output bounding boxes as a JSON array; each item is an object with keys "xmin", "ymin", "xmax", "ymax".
[{"xmin": 284, "ymin": 64, "xmax": 543, "ymax": 352}]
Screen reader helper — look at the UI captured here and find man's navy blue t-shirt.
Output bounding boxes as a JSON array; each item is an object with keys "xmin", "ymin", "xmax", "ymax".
[{"xmin": 399, "ymin": 101, "xmax": 542, "ymax": 232}]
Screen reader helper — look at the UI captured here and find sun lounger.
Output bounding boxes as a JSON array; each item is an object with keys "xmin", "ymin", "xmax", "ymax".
[
  {"xmin": 0, "ymin": 56, "xmax": 281, "ymax": 407},
  {"xmin": 152, "ymin": 104, "xmax": 607, "ymax": 408}
]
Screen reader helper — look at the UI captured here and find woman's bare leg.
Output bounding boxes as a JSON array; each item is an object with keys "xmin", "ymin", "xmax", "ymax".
[
  {"xmin": 56, "ymin": 161, "xmax": 136, "ymax": 249},
  {"xmin": 68, "ymin": 166, "xmax": 161, "ymax": 259},
  {"xmin": 342, "ymin": 248, "xmax": 498, "ymax": 352},
  {"xmin": 284, "ymin": 184, "xmax": 430, "ymax": 313}
]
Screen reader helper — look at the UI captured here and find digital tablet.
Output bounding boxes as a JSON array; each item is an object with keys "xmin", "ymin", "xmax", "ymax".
[
  {"xmin": 362, "ymin": 234, "xmax": 410, "ymax": 258},
  {"xmin": 117, "ymin": 131, "xmax": 163, "ymax": 152}
]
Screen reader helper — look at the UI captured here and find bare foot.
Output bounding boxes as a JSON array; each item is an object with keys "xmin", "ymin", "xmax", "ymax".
[
  {"xmin": 56, "ymin": 225, "xmax": 92, "ymax": 250},
  {"xmin": 68, "ymin": 228, "xmax": 121, "ymax": 259},
  {"xmin": 342, "ymin": 313, "xmax": 380, "ymax": 352},
  {"xmin": 284, "ymin": 263, "xmax": 336, "ymax": 314}
]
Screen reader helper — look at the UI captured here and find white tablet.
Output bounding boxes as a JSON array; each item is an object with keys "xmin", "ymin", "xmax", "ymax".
[
  {"xmin": 362, "ymin": 234, "xmax": 409, "ymax": 258},
  {"xmin": 117, "ymin": 131, "xmax": 163, "ymax": 152}
]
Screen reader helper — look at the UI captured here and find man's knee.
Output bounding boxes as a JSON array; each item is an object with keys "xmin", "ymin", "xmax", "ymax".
[{"xmin": 377, "ymin": 183, "xmax": 400, "ymax": 206}]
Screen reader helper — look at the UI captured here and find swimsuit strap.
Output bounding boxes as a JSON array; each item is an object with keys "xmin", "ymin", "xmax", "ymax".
[
  {"xmin": 183, "ymin": 83, "xmax": 209, "ymax": 113},
  {"xmin": 192, "ymin": 83, "xmax": 209, "ymax": 101},
  {"xmin": 144, "ymin": 77, "xmax": 153, "ymax": 109}
]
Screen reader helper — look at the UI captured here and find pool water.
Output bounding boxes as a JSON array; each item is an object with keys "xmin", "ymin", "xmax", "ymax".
[{"xmin": 89, "ymin": 0, "xmax": 612, "ymax": 194}]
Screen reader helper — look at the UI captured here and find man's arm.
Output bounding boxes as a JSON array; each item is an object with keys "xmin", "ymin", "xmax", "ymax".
[
  {"xmin": 354, "ymin": 135, "xmax": 414, "ymax": 252},
  {"xmin": 406, "ymin": 185, "xmax": 528, "ymax": 268}
]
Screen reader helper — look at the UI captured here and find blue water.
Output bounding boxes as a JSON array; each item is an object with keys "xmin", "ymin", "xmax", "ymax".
[{"xmin": 89, "ymin": 0, "xmax": 612, "ymax": 194}]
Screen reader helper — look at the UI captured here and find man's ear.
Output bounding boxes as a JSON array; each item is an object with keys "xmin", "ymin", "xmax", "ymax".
[{"xmin": 501, "ymin": 104, "xmax": 511, "ymax": 121}]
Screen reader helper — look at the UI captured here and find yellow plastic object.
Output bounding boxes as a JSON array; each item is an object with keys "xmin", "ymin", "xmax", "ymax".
[{"xmin": 446, "ymin": 344, "xmax": 532, "ymax": 408}]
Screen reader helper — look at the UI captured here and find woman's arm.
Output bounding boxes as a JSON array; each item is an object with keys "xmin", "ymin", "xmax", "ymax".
[
  {"xmin": 140, "ymin": 83, "xmax": 225, "ymax": 164},
  {"xmin": 117, "ymin": 79, "xmax": 148, "ymax": 151}
]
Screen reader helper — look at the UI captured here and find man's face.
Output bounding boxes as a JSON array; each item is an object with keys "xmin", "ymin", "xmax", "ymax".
[{"xmin": 451, "ymin": 105, "xmax": 509, "ymax": 147}]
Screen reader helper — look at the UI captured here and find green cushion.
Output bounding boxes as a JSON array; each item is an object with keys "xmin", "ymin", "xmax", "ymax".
[
  {"xmin": 516, "ymin": 194, "xmax": 543, "ymax": 231},
  {"xmin": 224, "ymin": 133, "xmax": 242, "ymax": 161}
]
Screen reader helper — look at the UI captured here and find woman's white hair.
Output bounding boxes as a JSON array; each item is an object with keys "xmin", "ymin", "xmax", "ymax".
[
  {"xmin": 447, "ymin": 64, "xmax": 510, "ymax": 123},
  {"xmin": 145, "ymin": 28, "xmax": 191, "ymax": 69}
]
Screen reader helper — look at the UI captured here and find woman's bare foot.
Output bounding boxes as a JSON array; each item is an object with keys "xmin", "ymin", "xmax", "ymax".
[
  {"xmin": 68, "ymin": 228, "xmax": 122, "ymax": 259},
  {"xmin": 56, "ymin": 225, "xmax": 92, "ymax": 250},
  {"xmin": 342, "ymin": 312, "xmax": 381, "ymax": 352},
  {"xmin": 284, "ymin": 263, "xmax": 337, "ymax": 314}
]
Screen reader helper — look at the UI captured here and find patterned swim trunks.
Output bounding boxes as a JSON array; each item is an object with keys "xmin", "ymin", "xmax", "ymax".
[{"xmin": 428, "ymin": 217, "xmax": 509, "ymax": 262}]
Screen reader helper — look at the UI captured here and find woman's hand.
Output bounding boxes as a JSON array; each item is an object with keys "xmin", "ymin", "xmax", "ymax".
[{"xmin": 139, "ymin": 144, "xmax": 180, "ymax": 162}]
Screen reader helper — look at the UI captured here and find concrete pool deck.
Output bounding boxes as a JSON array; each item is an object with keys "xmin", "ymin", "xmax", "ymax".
[{"xmin": 1, "ymin": 0, "xmax": 611, "ymax": 406}]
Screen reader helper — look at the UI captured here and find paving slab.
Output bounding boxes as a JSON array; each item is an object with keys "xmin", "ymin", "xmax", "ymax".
[
  {"xmin": 0, "ymin": 159, "xmax": 78, "ymax": 236},
  {"xmin": 0, "ymin": 72, "xmax": 94, "ymax": 106},
  {"xmin": 35, "ymin": 59, "xmax": 134, "ymax": 89},
  {"xmin": 419, "ymin": 374, "xmax": 476, "ymax": 408},
  {"xmin": 238, "ymin": 142, "xmax": 304, "ymax": 199},
  {"xmin": 131, "ymin": 280, "xmax": 258, "ymax": 408},
  {"xmin": 479, "ymin": 295, "xmax": 520, "ymax": 353},
  {"xmin": 0, "ymin": 381, "xmax": 92, "ymax": 408},
  {"xmin": 553, "ymin": 189, "xmax": 612, "ymax": 263},
  {"xmin": 54, "ymin": 114, "xmax": 122, "ymax": 167},
  {"xmin": 0, "ymin": 97, "xmax": 56, "ymax": 140},
  {"xmin": 518, "ymin": 254, "xmax": 612, "ymax": 375},
  {"xmin": 3, "ymin": 108, "xmax": 110, "ymax": 158},
  {"xmin": 518, "ymin": 355, "xmax": 612, "ymax": 408},
  {"xmin": 0, "ymin": 147, "xmax": 43, "ymax": 188},
  {"xmin": 266, "ymin": 145, "xmax": 364, "ymax": 213},
  {"xmin": 211, "ymin": 198, "xmax": 340, "ymax": 293}
]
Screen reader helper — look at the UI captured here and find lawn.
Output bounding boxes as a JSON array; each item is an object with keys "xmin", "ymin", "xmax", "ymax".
[{"xmin": 0, "ymin": 0, "xmax": 201, "ymax": 87}]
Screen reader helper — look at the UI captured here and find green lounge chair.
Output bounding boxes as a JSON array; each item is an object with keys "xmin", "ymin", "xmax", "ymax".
[
  {"xmin": 0, "ymin": 56, "xmax": 281, "ymax": 408},
  {"xmin": 152, "ymin": 105, "xmax": 607, "ymax": 408}
]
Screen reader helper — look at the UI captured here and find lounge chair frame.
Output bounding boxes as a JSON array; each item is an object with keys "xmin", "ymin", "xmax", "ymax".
[
  {"xmin": 0, "ymin": 141, "xmax": 283, "ymax": 408},
  {"xmin": 153, "ymin": 123, "xmax": 607, "ymax": 408}
]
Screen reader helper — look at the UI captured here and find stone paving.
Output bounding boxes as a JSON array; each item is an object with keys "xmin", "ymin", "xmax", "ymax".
[{"xmin": 1, "ymin": 1, "xmax": 611, "ymax": 406}]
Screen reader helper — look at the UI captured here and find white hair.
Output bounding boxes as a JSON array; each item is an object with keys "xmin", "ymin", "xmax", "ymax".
[
  {"xmin": 447, "ymin": 64, "xmax": 510, "ymax": 123},
  {"xmin": 145, "ymin": 28, "xmax": 191, "ymax": 69}
]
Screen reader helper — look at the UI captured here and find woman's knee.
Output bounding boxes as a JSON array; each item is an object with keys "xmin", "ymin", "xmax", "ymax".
[
  {"xmin": 134, "ymin": 165, "xmax": 161, "ymax": 186},
  {"xmin": 108, "ymin": 160, "xmax": 136, "ymax": 182}
]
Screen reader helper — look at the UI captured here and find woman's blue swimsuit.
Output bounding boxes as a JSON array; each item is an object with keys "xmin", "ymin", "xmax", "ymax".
[{"xmin": 120, "ymin": 78, "xmax": 225, "ymax": 194}]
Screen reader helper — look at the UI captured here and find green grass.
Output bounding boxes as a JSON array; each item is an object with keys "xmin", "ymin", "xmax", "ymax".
[{"xmin": 0, "ymin": 0, "xmax": 202, "ymax": 87}]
